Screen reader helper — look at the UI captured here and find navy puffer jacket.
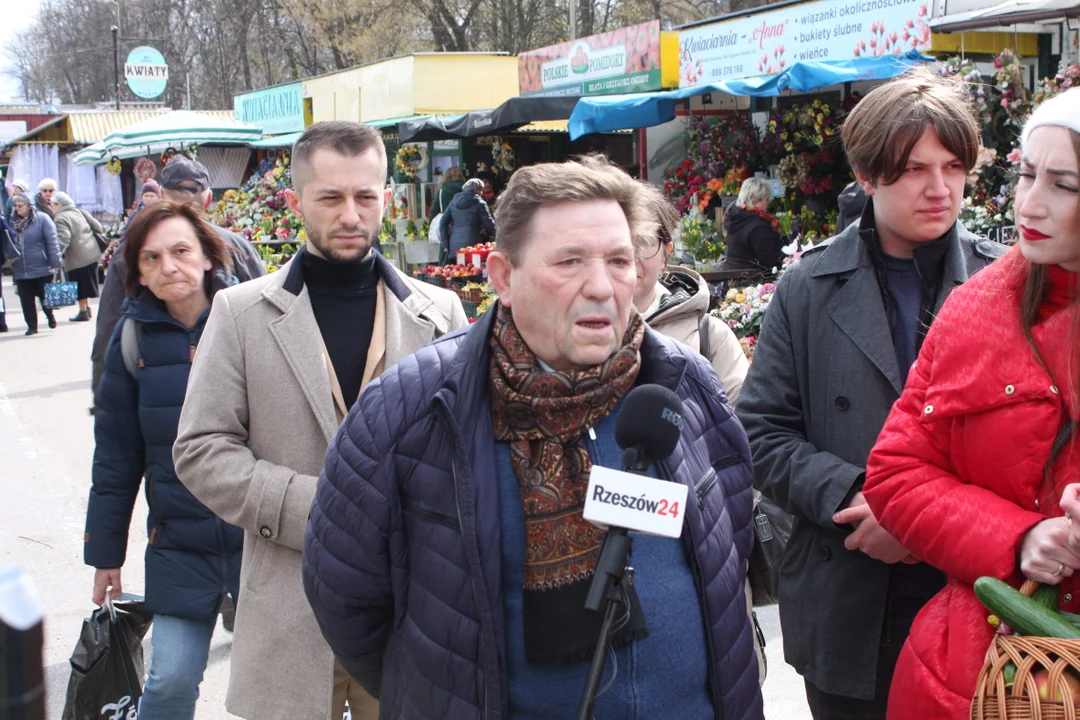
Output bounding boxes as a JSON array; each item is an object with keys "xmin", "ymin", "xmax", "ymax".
[
  {"xmin": 303, "ymin": 306, "xmax": 763, "ymax": 720},
  {"xmin": 85, "ymin": 287, "xmax": 242, "ymax": 620}
]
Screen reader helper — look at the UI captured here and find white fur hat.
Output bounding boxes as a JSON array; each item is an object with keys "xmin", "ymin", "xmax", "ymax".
[{"xmin": 1021, "ymin": 87, "xmax": 1080, "ymax": 148}]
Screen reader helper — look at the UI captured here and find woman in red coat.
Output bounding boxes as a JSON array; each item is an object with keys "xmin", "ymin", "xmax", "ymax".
[{"xmin": 862, "ymin": 88, "xmax": 1080, "ymax": 719}]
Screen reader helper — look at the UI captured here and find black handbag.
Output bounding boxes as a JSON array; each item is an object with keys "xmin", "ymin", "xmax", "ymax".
[
  {"xmin": 747, "ymin": 496, "xmax": 793, "ymax": 606},
  {"xmin": 80, "ymin": 210, "xmax": 109, "ymax": 253}
]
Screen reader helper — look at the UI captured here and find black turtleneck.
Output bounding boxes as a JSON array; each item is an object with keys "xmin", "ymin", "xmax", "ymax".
[{"xmin": 302, "ymin": 248, "xmax": 379, "ymax": 410}]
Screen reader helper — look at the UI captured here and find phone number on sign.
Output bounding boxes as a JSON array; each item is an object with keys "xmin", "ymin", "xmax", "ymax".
[{"xmin": 710, "ymin": 65, "xmax": 744, "ymax": 78}]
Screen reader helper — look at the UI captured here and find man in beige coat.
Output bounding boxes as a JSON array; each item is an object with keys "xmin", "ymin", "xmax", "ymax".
[{"xmin": 173, "ymin": 121, "xmax": 467, "ymax": 720}]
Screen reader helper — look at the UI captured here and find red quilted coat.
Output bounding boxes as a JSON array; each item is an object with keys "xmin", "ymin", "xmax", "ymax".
[{"xmin": 864, "ymin": 248, "xmax": 1080, "ymax": 720}]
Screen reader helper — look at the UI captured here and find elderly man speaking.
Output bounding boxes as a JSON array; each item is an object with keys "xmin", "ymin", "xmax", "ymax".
[{"xmin": 302, "ymin": 158, "xmax": 763, "ymax": 720}]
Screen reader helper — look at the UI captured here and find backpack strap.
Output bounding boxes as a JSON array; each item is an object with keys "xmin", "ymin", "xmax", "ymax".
[
  {"xmin": 697, "ymin": 313, "xmax": 711, "ymax": 359},
  {"xmin": 120, "ymin": 318, "xmax": 139, "ymax": 377}
]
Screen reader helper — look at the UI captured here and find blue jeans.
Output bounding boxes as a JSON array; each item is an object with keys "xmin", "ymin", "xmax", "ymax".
[{"xmin": 138, "ymin": 614, "xmax": 215, "ymax": 720}]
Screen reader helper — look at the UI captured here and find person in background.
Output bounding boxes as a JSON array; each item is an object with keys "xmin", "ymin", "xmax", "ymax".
[
  {"xmin": 302, "ymin": 156, "xmax": 763, "ymax": 720},
  {"xmin": 720, "ymin": 177, "xmax": 785, "ymax": 279},
  {"xmin": 0, "ymin": 213, "xmax": 14, "ymax": 332},
  {"xmin": 5, "ymin": 179, "xmax": 28, "ymax": 221},
  {"xmin": 438, "ymin": 177, "xmax": 496, "ymax": 263},
  {"xmin": 835, "ymin": 180, "xmax": 869, "ymax": 234},
  {"xmin": 141, "ymin": 180, "xmax": 162, "ymax": 207},
  {"xmin": 633, "ymin": 178, "xmax": 767, "ymax": 684},
  {"xmin": 428, "ymin": 166, "xmax": 464, "ymax": 220},
  {"xmin": 35, "ymin": 178, "xmax": 56, "ymax": 219},
  {"xmin": 862, "ymin": 88, "xmax": 1080, "ymax": 720},
  {"xmin": 86, "ymin": 201, "xmax": 242, "ymax": 720},
  {"xmin": 91, "ymin": 157, "xmax": 266, "ymax": 411},
  {"xmin": 735, "ymin": 68, "xmax": 1006, "ymax": 720},
  {"xmin": 173, "ymin": 121, "xmax": 466, "ymax": 720},
  {"xmin": 52, "ymin": 191, "xmax": 104, "ymax": 322},
  {"xmin": 8, "ymin": 193, "xmax": 61, "ymax": 336},
  {"xmin": 481, "ymin": 176, "xmax": 497, "ymax": 206},
  {"xmin": 635, "ymin": 182, "xmax": 750, "ymax": 405}
]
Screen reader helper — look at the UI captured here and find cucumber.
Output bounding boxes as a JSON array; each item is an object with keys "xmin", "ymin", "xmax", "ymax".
[
  {"xmin": 1059, "ymin": 610, "xmax": 1080, "ymax": 625},
  {"xmin": 973, "ymin": 577, "xmax": 1080, "ymax": 639},
  {"xmin": 1003, "ymin": 663, "xmax": 1017, "ymax": 687},
  {"xmin": 1032, "ymin": 584, "xmax": 1060, "ymax": 610}
]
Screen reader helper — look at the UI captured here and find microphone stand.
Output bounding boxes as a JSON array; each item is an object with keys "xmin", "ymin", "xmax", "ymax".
[{"xmin": 577, "ymin": 447, "xmax": 647, "ymax": 720}]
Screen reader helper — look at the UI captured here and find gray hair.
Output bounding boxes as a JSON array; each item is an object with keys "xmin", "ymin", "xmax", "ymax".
[
  {"xmin": 737, "ymin": 177, "xmax": 773, "ymax": 208},
  {"xmin": 53, "ymin": 191, "xmax": 76, "ymax": 210},
  {"xmin": 463, "ymin": 178, "xmax": 484, "ymax": 193},
  {"xmin": 37, "ymin": 177, "xmax": 57, "ymax": 192}
]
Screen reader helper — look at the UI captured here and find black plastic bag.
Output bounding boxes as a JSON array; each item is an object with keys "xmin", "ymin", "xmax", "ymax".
[{"xmin": 61, "ymin": 596, "xmax": 152, "ymax": 720}]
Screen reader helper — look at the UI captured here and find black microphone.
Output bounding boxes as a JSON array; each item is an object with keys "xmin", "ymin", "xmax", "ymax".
[
  {"xmin": 578, "ymin": 385, "xmax": 686, "ymax": 719},
  {"xmin": 614, "ymin": 384, "xmax": 685, "ymax": 472}
]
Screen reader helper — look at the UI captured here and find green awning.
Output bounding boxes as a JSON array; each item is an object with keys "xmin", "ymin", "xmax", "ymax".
[
  {"xmin": 367, "ymin": 115, "xmax": 432, "ymax": 129},
  {"xmin": 249, "ymin": 131, "xmax": 303, "ymax": 148}
]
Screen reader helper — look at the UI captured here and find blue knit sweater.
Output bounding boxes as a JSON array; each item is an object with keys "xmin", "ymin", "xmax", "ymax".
[{"xmin": 496, "ymin": 396, "xmax": 715, "ymax": 719}]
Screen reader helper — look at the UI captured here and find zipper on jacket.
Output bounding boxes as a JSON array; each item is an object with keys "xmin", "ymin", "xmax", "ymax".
[
  {"xmin": 694, "ymin": 455, "xmax": 739, "ymax": 509},
  {"xmin": 401, "ymin": 496, "xmax": 460, "ymax": 531}
]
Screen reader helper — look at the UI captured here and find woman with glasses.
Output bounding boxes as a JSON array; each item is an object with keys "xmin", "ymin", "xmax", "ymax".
[{"xmin": 634, "ymin": 183, "xmax": 749, "ymax": 404}]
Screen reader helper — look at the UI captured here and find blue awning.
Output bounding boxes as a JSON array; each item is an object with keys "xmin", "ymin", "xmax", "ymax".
[{"xmin": 568, "ymin": 50, "xmax": 933, "ymax": 140}]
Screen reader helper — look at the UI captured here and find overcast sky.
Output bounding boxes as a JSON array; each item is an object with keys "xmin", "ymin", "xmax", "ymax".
[{"xmin": 0, "ymin": 0, "xmax": 43, "ymax": 101}]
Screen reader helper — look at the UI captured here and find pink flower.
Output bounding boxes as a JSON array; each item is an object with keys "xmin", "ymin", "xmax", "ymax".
[{"xmin": 1007, "ymin": 148, "xmax": 1022, "ymax": 164}]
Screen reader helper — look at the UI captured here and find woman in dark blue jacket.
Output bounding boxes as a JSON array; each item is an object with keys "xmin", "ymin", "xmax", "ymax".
[{"xmin": 84, "ymin": 200, "xmax": 242, "ymax": 720}]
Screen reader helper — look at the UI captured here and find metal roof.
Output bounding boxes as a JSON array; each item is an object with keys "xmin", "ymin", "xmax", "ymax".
[{"xmin": 9, "ymin": 109, "xmax": 235, "ymax": 145}]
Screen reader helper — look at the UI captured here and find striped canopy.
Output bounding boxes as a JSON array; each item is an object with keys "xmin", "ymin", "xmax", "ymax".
[{"xmin": 73, "ymin": 111, "xmax": 262, "ymax": 166}]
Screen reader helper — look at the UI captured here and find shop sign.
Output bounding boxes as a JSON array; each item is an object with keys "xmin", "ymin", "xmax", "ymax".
[
  {"xmin": 518, "ymin": 20, "xmax": 679, "ymax": 97},
  {"xmin": 678, "ymin": 0, "xmax": 933, "ymax": 87},
  {"xmin": 234, "ymin": 83, "xmax": 305, "ymax": 135},
  {"xmin": 125, "ymin": 46, "xmax": 168, "ymax": 99}
]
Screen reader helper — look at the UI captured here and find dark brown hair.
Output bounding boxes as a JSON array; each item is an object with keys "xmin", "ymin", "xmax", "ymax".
[
  {"xmin": 123, "ymin": 201, "xmax": 231, "ymax": 296},
  {"xmin": 841, "ymin": 67, "xmax": 980, "ymax": 186},
  {"xmin": 291, "ymin": 121, "xmax": 387, "ymax": 189},
  {"xmin": 494, "ymin": 154, "xmax": 657, "ymax": 266}
]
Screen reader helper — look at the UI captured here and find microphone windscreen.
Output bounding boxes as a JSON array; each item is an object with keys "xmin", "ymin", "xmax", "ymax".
[{"xmin": 614, "ymin": 384, "xmax": 685, "ymax": 462}]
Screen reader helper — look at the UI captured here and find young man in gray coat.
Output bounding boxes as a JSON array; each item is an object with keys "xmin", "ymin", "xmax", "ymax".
[
  {"xmin": 736, "ymin": 69, "xmax": 1007, "ymax": 719},
  {"xmin": 173, "ymin": 121, "xmax": 467, "ymax": 720}
]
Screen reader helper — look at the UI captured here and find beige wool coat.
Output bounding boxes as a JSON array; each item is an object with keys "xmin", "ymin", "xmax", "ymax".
[
  {"xmin": 173, "ymin": 250, "xmax": 467, "ymax": 720},
  {"xmin": 645, "ymin": 266, "xmax": 750, "ymax": 405}
]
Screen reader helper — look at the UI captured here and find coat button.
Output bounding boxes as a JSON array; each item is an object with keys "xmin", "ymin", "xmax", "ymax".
[
  {"xmin": 835, "ymin": 396, "xmax": 850, "ymax": 411},
  {"xmin": 1051, "ymin": 385, "xmax": 1060, "ymax": 395},
  {"xmin": 819, "ymin": 546, "xmax": 832, "ymax": 561},
  {"xmin": 924, "ymin": 405, "xmax": 934, "ymax": 415},
  {"xmin": 260, "ymin": 526, "xmax": 272, "ymax": 538},
  {"xmin": 1005, "ymin": 385, "xmax": 1016, "ymax": 395},
  {"xmin": 1067, "ymin": 593, "xmax": 1074, "ymax": 603}
]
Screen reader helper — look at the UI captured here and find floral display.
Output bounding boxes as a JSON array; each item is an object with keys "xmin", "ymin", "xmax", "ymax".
[
  {"xmin": 106, "ymin": 157, "xmax": 122, "ymax": 176},
  {"xmin": 677, "ymin": 215, "xmax": 725, "ymax": 262},
  {"xmin": 395, "ymin": 144, "xmax": 427, "ymax": 180},
  {"xmin": 211, "ymin": 153, "xmax": 305, "ymax": 244},
  {"xmin": 939, "ymin": 50, "xmax": 1080, "ymax": 234},
  {"xmin": 663, "ymin": 113, "xmax": 762, "ymax": 214},
  {"xmin": 709, "ymin": 238, "xmax": 813, "ymax": 359}
]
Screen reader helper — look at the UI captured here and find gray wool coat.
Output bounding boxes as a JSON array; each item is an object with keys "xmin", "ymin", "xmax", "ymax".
[
  {"xmin": 735, "ymin": 212, "xmax": 1006, "ymax": 700},
  {"xmin": 54, "ymin": 206, "xmax": 104, "ymax": 271}
]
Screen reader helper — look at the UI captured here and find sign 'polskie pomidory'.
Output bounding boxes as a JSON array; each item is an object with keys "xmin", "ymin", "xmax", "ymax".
[
  {"xmin": 518, "ymin": 20, "xmax": 680, "ymax": 97},
  {"xmin": 678, "ymin": 0, "xmax": 932, "ymax": 87}
]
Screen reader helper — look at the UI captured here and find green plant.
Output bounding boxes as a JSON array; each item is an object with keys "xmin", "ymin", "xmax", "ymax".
[{"xmin": 678, "ymin": 215, "xmax": 725, "ymax": 262}]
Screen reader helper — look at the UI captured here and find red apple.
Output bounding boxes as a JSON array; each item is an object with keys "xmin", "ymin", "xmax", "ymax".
[{"xmin": 1032, "ymin": 670, "xmax": 1080, "ymax": 701}]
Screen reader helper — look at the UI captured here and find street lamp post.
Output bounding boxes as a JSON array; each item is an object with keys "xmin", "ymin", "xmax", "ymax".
[{"xmin": 112, "ymin": 26, "xmax": 120, "ymax": 110}]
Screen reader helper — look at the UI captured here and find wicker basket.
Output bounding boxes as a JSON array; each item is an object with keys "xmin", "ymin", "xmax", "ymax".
[
  {"xmin": 456, "ymin": 287, "xmax": 484, "ymax": 304},
  {"xmin": 971, "ymin": 580, "xmax": 1080, "ymax": 720}
]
